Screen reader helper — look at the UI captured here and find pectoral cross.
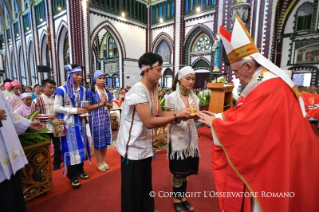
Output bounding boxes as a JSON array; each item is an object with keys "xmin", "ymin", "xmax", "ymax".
[{"xmin": 257, "ymin": 74, "xmax": 264, "ymax": 82}]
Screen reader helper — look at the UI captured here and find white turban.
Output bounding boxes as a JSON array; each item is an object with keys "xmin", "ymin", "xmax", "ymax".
[
  {"xmin": 178, "ymin": 66, "xmax": 195, "ymax": 80},
  {"xmin": 21, "ymin": 92, "xmax": 32, "ymax": 99}
]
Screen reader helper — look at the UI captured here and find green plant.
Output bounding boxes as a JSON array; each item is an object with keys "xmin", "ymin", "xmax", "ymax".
[
  {"xmin": 18, "ymin": 128, "xmax": 51, "ymax": 146},
  {"xmin": 198, "ymin": 93, "xmax": 211, "ymax": 107},
  {"xmin": 212, "ymin": 76, "xmax": 228, "ymax": 84},
  {"xmin": 159, "ymin": 97, "xmax": 165, "ymax": 111}
]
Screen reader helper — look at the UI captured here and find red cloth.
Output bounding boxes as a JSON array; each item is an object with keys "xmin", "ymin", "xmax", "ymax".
[
  {"xmin": 301, "ymin": 92, "xmax": 319, "ymax": 106},
  {"xmin": 307, "ymin": 107, "xmax": 319, "ymax": 119},
  {"xmin": 212, "ymin": 78, "xmax": 319, "ymax": 212},
  {"xmin": 236, "ymin": 96, "xmax": 245, "ymax": 105},
  {"xmin": 113, "ymin": 99, "xmax": 122, "ymax": 107}
]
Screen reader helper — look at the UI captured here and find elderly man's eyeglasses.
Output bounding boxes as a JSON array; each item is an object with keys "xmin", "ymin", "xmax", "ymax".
[{"xmin": 233, "ymin": 62, "xmax": 248, "ymax": 73}]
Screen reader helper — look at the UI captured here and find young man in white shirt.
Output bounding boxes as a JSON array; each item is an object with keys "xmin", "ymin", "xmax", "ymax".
[
  {"xmin": 116, "ymin": 52, "xmax": 191, "ymax": 212},
  {"xmin": 31, "ymin": 79, "xmax": 61, "ymax": 170}
]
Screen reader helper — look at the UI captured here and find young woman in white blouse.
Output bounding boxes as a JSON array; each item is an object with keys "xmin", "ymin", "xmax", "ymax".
[{"xmin": 165, "ymin": 66, "xmax": 200, "ymax": 212}]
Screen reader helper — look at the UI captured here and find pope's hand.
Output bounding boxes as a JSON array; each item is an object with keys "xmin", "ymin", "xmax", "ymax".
[
  {"xmin": 197, "ymin": 111, "xmax": 216, "ymax": 127},
  {"xmin": 30, "ymin": 121, "xmax": 45, "ymax": 131}
]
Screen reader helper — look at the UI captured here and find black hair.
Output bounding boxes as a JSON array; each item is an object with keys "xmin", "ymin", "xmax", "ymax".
[
  {"xmin": 3, "ymin": 79, "xmax": 12, "ymax": 84},
  {"xmin": 42, "ymin": 79, "xmax": 56, "ymax": 87},
  {"xmin": 90, "ymin": 76, "xmax": 106, "ymax": 93},
  {"xmin": 138, "ymin": 52, "xmax": 163, "ymax": 76},
  {"xmin": 34, "ymin": 84, "xmax": 41, "ymax": 88},
  {"xmin": 171, "ymin": 76, "xmax": 179, "ymax": 91}
]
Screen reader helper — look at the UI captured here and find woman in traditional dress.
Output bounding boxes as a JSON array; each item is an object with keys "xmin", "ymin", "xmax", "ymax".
[
  {"xmin": 165, "ymin": 66, "xmax": 200, "ymax": 212},
  {"xmin": 87, "ymin": 70, "xmax": 113, "ymax": 172}
]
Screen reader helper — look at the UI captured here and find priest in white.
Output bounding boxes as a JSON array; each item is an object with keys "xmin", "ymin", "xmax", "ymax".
[{"xmin": 0, "ymin": 92, "xmax": 45, "ymax": 212}]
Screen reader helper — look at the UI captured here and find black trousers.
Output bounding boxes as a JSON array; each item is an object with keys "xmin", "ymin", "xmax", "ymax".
[
  {"xmin": 67, "ymin": 162, "xmax": 84, "ymax": 181},
  {"xmin": 48, "ymin": 133, "xmax": 62, "ymax": 170},
  {"xmin": 0, "ymin": 170, "xmax": 26, "ymax": 212},
  {"xmin": 121, "ymin": 156, "xmax": 154, "ymax": 212}
]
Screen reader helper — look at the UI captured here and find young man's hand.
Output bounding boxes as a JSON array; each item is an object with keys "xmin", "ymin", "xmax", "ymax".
[{"xmin": 0, "ymin": 110, "xmax": 7, "ymax": 120}]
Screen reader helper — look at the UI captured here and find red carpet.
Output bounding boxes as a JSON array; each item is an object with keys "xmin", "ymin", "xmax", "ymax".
[{"xmin": 27, "ymin": 127, "xmax": 221, "ymax": 212}]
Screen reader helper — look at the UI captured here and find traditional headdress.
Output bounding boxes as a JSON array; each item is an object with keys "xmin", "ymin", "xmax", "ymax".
[
  {"xmin": 93, "ymin": 70, "xmax": 105, "ymax": 82},
  {"xmin": 11, "ymin": 81, "xmax": 21, "ymax": 87},
  {"xmin": 20, "ymin": 92, "xmax": 32, "ymax": 99},
  {"xmin": 64, "ymin": 65, "xmax": 82, "ymax": 99},
  {"xmin": 4, "ymin": 82, "xmax": 12, "ymax": 90},
  {"xmin": 175, "ymin": 66, "xmax": 198, "ymax": 110},
  {"xmin": 219, "ymin": 15, "xmax": 306, "ymax": 117},
  {"xmin": 140, "ymin": 61, "xmax": 160, "ymax": 73}
]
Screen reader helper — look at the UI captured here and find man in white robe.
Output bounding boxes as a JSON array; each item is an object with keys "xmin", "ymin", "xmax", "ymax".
[{"xmin": 0, "ymin": 92, "xmax": 44, "ymax": 212}]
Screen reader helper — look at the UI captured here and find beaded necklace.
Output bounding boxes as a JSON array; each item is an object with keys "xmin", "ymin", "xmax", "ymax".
[{"xmin": 140, "ymin": 80, "xmax": 159, "ymax": 116}]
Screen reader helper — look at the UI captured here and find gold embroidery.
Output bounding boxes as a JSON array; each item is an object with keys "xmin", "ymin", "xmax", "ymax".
[
  {"xmin": 211, "ymin": 125, "xmax": 263, "ymax": 212},
  {"xmin": 3, "ymin": 158, "xmax": 9, "ymax": 166},
  {"xmin": 13, "ymin": 114, "xmax": 21, "ymax": 121},
  {"xmin": 292, "ymin": 86, "xmax": 301, "ymax": 99},
  {"xmin": 227, "ymin": 43, "xmax": 259, "ymax": 64},
  {"xmin": 12, "ymin": 152, "xmax": 17, "ymax": 160}
]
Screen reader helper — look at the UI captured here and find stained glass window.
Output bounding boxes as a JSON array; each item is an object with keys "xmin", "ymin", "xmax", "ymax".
[
  {"xmin": 152, "ymin": 8, "xmax": 155, "ymax": 23},
  {"xmin": 172, "ymin": 2, "xmax": 174, "ymax": 16},
  {"xmin": 194, "ymin": 34, "xmax": 211, "ymax": 52},
  {"xmin": 160, "ymin": 5, "xmax": 162, "ymax": 18},
  {"xmin": 186, "ymin": 0, "xmax": 189, "ymax": 13},
  {"xmin": 297, "ymin": 4, "xmax": 313, "ymax": 31},
  {"xmin": 109, "ymin": 37, "xmax": 114, "ymax": 58},
  {"xmin": 164, "ymin": 4, "xmax": 166, "ymax": 19},
  {"xmin": 201, "ymin": 0, "xmax": 205, "ymax": 8}
]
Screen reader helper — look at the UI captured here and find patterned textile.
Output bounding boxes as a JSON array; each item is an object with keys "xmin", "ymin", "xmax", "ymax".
[
  {"xmin": 87, "ymin": 89, "xmax": 114, "ymax": 149},
  {"xmin": 14, "ymin": 103, "xmax": 32, "ymax": 117},
  {"xmin": 6, "ymin": 94, "xmax": 22, "ymax": 111},
  {"xmin": 54, "ymin": 85, "xmax": 90, "ymax": 172}
]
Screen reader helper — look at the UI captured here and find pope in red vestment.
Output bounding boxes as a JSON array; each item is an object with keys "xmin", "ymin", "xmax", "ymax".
[
  {"xmin": 198, "ymin": 15, "xmax": 319, "ymax": 212},
  {"xmin": 211, "ymin": 78, "xmax": 319, "ymax": 212}
]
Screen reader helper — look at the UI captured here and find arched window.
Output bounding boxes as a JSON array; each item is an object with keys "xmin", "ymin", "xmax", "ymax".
[
  {"xmin": 29, "ymin": 42, "xmax": 37, "ymax": 84},
  {"xmin": 19, "ymin": 48, "xmax": 27, "ymax": 85},
  {"xmin": 164, "ymin": 69, "xmax": 173, "ymax": 88},
  {"xmin": 63, "ymin": 35, "xmax": 69, "ymax": 82},
  {"xmin": 5, "ymin": 57, "xmax": 10, "ymax": 79},
  {"xmin": 112, "ymin": 74, "xmax": 119, "ymax": 88},
  {"xmin": 100, "ymin": 33, "xmax": 118, "ymax": 59},
  {"xmin": 152, "ymin": 7, "xmax": 155, "ymax": 23},
  {"xmin": 11, "ymin": 52, "xmax": 17, "ymax": 81},
  {"xmin": 191, "ymin": 33, "xmax": 211, "ymax": 52},
  {"xmin": 193, "ymin": 60, "xmax": 210, "ymax": 68},
  {"xmin": 157, "ymin": 41, "xmax": 170, "ymax": 63},
  {"xmin": 297, "ymin": 4, "xmax": 313, "ymax": 31},
  {"xmin": 105, "ymin": 74, "xmax": 111, "ymax": 87}
]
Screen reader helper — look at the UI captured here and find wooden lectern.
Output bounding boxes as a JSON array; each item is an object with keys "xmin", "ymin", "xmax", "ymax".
[{"xmin": 207, "ymin": 83, "xmax": 234, "ymax": 113}]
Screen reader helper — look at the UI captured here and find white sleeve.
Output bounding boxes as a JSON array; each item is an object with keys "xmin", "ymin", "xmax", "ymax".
[
  {"xmin": 165, "ymin": 95, "xmax": 175, "ymax": 111},
  {"xmin": 125, "ymin": 92, "xmax": 148, "ymax": 106},
  {"xmin": 2, "ymin": 94, "xmax": 31, "ymax": 135},
  {"xmin": 210, "ymin": 113, "xmax": 225, "ymax": 147},
  {"xmin": 53, "ymin": 94, "xmax": 78, "ymax": 115}
]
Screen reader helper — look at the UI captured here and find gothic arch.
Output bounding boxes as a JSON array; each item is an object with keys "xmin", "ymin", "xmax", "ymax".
[
  {"xmin": 191, "ymin": 57, "xmax": 211, "ymax": 69},
  {"xmin": 90, "ymin": 20, "xmax": 126, "ymax": 87},
  {"xmin": 183, "ymin": 23, "xmax": 215, "ymax": 66},
  {"xmin": 152, "ymin": 32, "xmax": 174, "ymax": 60},
  {"xmin": 39, "ymin": 30, "xmax": 48, "ymax": 64},
  {"xmin": 57, "ymin": 23, "xmax": 68, "ymax": 85}
]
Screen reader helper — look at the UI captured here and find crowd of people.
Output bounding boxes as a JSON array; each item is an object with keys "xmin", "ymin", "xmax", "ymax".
[{"xmin": 1, "ymin": 15, "xmax": 319, "ymax": 212}]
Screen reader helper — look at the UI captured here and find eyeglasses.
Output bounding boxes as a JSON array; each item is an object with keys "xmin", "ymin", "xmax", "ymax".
[{"xmin": 233, "ymin": 62, "xmax": 248, "ymax": 73}]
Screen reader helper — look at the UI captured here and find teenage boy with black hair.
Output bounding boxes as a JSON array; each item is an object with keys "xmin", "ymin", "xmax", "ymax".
[
  {"xmin": 32, "ymin": 79, "xmax": 62, "ymax": 170},
  {"xmin": 116, "ymin": 52, "xmax": 191, "ymax": 212}
]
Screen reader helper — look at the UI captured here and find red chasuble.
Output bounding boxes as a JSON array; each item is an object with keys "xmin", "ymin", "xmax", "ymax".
[
  {"xmin": 211, "ymin": 78, "xmax": 319, "ymax": 212},
  {"xmin": 113, "ymin": 99, "xmax": 122, "ymax": 107}
]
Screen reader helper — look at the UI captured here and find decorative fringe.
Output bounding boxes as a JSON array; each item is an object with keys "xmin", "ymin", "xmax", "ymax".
[{"xmin": 169, "ymin": 146, "xmax": 200, "ymax": 160}]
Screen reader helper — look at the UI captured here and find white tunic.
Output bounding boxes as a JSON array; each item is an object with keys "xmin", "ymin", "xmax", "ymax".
[
  {"xmin": 0, "ymin": 92, "xmax": 30, "ymax": 183},
  {"xmin": 116, "ymin": 82, "xmax": 156, "ymax": 160}
]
